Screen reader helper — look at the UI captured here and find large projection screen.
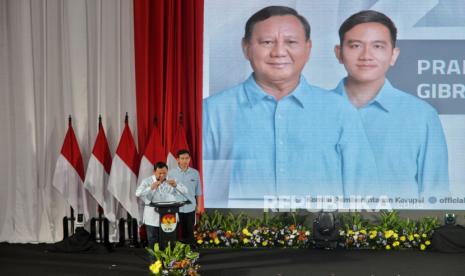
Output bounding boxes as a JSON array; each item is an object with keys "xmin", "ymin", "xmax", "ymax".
[{"xmin": 202, "ymin": 0, "xmax": 465, "ymax": 210}]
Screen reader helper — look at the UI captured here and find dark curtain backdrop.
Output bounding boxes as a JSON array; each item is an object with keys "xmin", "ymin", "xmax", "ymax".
[{"xmin": 133, "ymin": 0, "xmax": 203, "ymax": 173}]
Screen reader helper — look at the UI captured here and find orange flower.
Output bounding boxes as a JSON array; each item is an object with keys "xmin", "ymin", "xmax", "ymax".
[
  {"xmin": 173, "ymin": 259, "xmax": 190, "ymax": 269},
  {"xmin": 188, "ymin": 268, "xmax": 197, "ymax": 276},
  {"xmin": 208, "ymin": 231, "xmax": 218, "ymax": 239}
]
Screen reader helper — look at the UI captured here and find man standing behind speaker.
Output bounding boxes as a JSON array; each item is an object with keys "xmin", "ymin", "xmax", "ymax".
[
  {"xmin": 168, "ymin": 149, "xmax": 202, "ymax": 246},
  {"xmin": 332, "ymin": 10, "xmax": 449, "ymax": 199}
]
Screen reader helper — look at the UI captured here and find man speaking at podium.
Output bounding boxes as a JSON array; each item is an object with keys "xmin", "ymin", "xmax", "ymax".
[{"xmin": 136, "ymin": 162, "xmax": 187, "ymax": 250}]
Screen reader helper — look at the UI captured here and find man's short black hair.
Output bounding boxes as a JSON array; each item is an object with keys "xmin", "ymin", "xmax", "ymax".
[
  {"xmin": 339, "ymin": 10, "xmax": 397, "ymax": 47},
  {"xmin": 177, "ymin": 149, "xmax": 190, "ymax": 157},
  {"xmin": 154, "ymin": 161, "xmax": 168, "ymax": 171},
  {"xmin": 243, "ymin": 6, "xmax": 311, "ymax": 42}
]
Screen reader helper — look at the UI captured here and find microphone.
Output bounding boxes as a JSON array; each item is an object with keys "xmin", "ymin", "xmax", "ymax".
[{"xmin": 172, "ymin": 185, "xmax": 192, "ymax": 204}]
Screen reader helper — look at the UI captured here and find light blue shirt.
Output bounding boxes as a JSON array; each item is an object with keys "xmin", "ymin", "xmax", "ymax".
[
  {"xmin": 332, "ymin": 78, "xmax": 449, "ymax": 198},
  {"xmin": 168, "ymin": 166, "xmax": 202, "ymax": 213},
  {"xmin": 203, "ymin": 74, "xmax": 377, "ymax": 200}
]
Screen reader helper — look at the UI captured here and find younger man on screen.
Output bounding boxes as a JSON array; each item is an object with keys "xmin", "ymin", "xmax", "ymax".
[{"xmin": 333, "ymin": 10, "xmax": 449, "ymax": 199}]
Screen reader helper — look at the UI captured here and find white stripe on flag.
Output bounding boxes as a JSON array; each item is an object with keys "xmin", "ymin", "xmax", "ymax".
[
  {"xmin": 52, "ymin": 154, "xmax": 90, "ymax": 220},
  {"xmin": 107, "ymin": 155, "xmax": 140, "ymax": 220}
]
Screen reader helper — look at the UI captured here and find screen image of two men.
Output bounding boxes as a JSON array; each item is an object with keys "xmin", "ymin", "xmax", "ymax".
[{"xmin": 202, "ymin": 6, "xmax": 450, "ymax": 209}]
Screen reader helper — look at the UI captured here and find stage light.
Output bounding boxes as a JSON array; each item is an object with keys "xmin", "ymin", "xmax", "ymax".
[
  {"xmin": 312, "ymin": 212, "xmax": 340, "ymax": 249},
  {"xmin": 445, "ymin": 213, "xmax": 456, "ymax": 225}
]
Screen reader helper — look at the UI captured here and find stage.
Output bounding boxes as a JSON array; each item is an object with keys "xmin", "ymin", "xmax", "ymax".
[{"xmin": 1, "ymin": 243, "xmax": 465, "ymax": 275}]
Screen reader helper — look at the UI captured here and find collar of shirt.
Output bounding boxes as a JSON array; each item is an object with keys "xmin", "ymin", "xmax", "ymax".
[
  {"xmin": 175, "ymin": 166, "xmax": 190, "ymax": 174},
  {"xmin": 334, "ymin": 78, "xmax": 397, "ymax": 113},
  {"xmin": 243, "ymin": 74, "xmax": 307, "ymax": 109}
]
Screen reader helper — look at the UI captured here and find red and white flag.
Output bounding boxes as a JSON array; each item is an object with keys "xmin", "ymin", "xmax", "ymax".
[
  {"xmin": 138, "ymin": 124, "xmax": 166, "ymax": 186},
  {"xmin": 52, "ymin": 117, "xmax": 89, "ymax": 220},
  {"xmin": 167, "ymin": 124, "xmax": 190, "ymax": 171},
  {"xmin": 107, "ymin": 115, "xmax": 140, "ymax": 220},
  {"xmin": 84, "ymin": 117, "xmax": 118, "ymax": 222}
]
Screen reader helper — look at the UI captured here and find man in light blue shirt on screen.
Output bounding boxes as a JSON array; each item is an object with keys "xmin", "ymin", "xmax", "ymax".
[
  {"xmin": 332, "ymin": 10, "xmax": 449, "ymax": 199},
  {"xmin": 203, "ymin": 6, "xmax": 377, "ymax": 205}
]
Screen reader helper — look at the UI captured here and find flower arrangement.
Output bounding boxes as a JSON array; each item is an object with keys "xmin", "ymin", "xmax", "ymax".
[
  {"xmin": 147, "ymin": 242, "xmax": 200, "ymax": 276},
  {"xmin": 195, "ymin": 211, "xmax": 439, "ymax": 251},
  {"xmin": 195, "ymin": 211, "xmax": 311, "ymax": 248},
  {"xmin": 339, "ymin": 211, "xmax": 438, "ymax": 250}
]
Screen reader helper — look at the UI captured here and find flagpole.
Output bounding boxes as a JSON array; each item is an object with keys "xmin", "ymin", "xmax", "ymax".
[
  {"xmin": 124, "ymin": 112, "xmax": 138, "ymax": 246},
  {"xmin": 97, "ymin": 115, "xmax": 104, "ymax": 239},
  {"xmin": 68, "ymin": 115, "xmax": 76, "ymax": 233}
]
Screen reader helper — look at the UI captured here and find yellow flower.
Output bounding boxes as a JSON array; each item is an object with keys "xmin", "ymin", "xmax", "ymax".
[
  {"xmin": 393, "ymin": 241, "xmax": 400, "ymax": 247},
  {"xmin": 386, "ymin": 245, "xmax": 391, "ymax": 250},
  {"xmin": 420, "ymin": 244, "xmax": 426, "ymax": 250},
  {"xmin": 369, "ymin": 234, "xmax": 376, "ymax": 239},
  {"xmin": 242, "ymin": 228, "xmax": 252, "ymax": 236},
  {"xmin": 414, "ymin": 233, "xmax": 420, "ymax": 238},
  {"xmin": 425, "ymin": 240, "xmax": 431, "ymax": 246},
  {"xmin": 149, "ymin": 260, "xmax": 162, "ymax": 274},
  {"xmin": 422, "ymin": 233, "xmax": 427, "ymax": 238},
  {"xmin": 360, "ymin": 229, "xmax": 367, "ymax": 235},
  {"xmin": 348, "ymin": 230, "xmax": 354, "ymax": 235},
  {"xmin": 214, "ymin": 238, "xmax": 220, "ymax": 245},
  {"xmin": 262, "ymin": 241, "xmax": 268, "ymax": 246},
  {"xmin": 400, "ymin": 236, "xmax": 406, "ymax": 242},
  {"xmin": 393, "ymin": 233, "xmax": 399, "ymax": 240},
  {"xmin": 408, "ymin": 235, "xmax": 414, "ymax": 241},
  {"xmin": 384, "ymin": 230, "xmax": 394, "ymax": 239},
  {"xmin": 243, "ymin": 238, "xmax": 249, "ymax": 244},
  {"xmin": 197, "ymin": 239, "xmax": 203, "ymax": 245}
]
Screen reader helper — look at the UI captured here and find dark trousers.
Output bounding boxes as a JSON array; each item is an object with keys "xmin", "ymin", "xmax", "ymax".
[
  {"xmin": 179, "ymin": 211, "xmax": 195, "ymax": 245},
  {"xmin": 145, "ymin": 225, "xmax": 159, "ymax": 250}
]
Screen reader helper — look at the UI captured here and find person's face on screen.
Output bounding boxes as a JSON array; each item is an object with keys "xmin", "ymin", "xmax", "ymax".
[
  {"xmin": 242, "ymin": 15, "xmax": 311, "ymax": 89},
  {"xmin": 335, "ymin": 22, "xmax": 399, "ymax": 85},
  {"xmin": 177, "ymin": 153, "xmax": 190, "ymax": 170},
  {"xmin": 154, "ymin": 167, "xmax": 168, "ymax": 181}
]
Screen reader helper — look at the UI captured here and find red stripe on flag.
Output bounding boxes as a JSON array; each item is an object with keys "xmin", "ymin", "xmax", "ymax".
[
  {"xmin": 115, "ymin": 121, "xmax": 140, "ymax": 175},
  {"xmin": 143, "ymin": 126, "xmax": 166, "ymax": 164},
  {"xmin": 92, "ymin": 122, "xmax": 112, "ymax": 174},
  {"xmin": 170, "ymin": 124, "xmax": 190, "ymax": 155},
  {"xmin": 60, "ymin": 124, "xmax": 85, "ymax": 181}
]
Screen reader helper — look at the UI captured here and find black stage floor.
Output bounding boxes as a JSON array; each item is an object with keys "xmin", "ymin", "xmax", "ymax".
[{"xmin": 1, "ymin": 243, "xmax": 465, "ymax": 276}]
